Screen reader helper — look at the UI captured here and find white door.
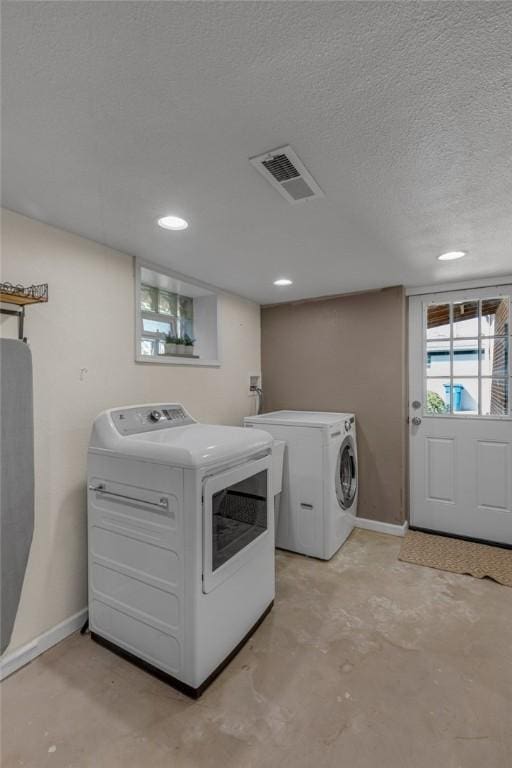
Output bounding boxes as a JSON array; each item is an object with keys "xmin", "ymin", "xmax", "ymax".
[{"xmin": 409, "ymin": 285, "xmax": 512, "ymax": 545}]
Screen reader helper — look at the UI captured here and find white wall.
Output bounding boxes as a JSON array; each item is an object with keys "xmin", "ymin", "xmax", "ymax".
[{"xmin": 0, "ymin": 209, "xmax": 261, "ymax": 655}]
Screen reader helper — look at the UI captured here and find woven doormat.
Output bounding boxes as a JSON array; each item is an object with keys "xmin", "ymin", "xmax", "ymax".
[{"xmin": 399, "ymin": 530, "xmax": 512, "ymax": 587}]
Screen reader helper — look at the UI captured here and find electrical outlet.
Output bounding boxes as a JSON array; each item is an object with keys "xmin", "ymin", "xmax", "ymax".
[{"xmin": 249, "ymin": 374, "xmax": 260, "ymax": 394}]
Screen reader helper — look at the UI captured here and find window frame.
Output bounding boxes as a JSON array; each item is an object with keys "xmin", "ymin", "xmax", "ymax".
[
  {"xmin": 134, "ymin": 258, "xmax": 221, "ymax": 367},
  {"xmin": 421, "ymin": 289, "xmax": 510, "ymax": 419}
]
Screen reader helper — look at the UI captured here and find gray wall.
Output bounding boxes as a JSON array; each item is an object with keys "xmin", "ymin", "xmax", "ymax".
[{"xmin": 261, "ymin": 286, "xmax": 407, "ymax": 524}]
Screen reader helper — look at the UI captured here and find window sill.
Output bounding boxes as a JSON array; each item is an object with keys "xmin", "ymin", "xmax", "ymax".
[
  {"xmin": 158, "ymin": 353, "xmax": 200, "ymax": 359},
  {"xmin": 135, "ymin": 354, "xmax": 220, "ymax": 368}
]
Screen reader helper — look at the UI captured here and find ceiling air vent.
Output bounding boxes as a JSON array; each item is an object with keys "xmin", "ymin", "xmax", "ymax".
[{"xmin": 249, "ymin": 145, "xmax": 324, "ymax": 204}]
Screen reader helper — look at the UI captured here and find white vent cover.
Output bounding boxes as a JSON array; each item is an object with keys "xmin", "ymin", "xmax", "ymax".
[{"xmin": 250, "ymin": 145, "xmax": 324, "ymax": 204}]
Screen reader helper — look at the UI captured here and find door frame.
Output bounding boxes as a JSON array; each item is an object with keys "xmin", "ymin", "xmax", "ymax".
[
  {"xmin": 406, "ymin": 274, "xmax": 512, "ymax": 296},
  {"xmin": 408, "ymin": 282, "xmax": 512, "ymax": 538}
]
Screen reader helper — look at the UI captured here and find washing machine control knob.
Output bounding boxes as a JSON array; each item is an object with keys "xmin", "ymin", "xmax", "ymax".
[
  {"xmin": 344, "ymin": 420, "xmax": 351, "ymax": 432},
  {"xmin": 149, "ymin": 410, "xmax": 162, "ymax": 422}
]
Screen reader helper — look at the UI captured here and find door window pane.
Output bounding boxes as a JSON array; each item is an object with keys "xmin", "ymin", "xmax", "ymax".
[
  {"xmin": 211, "ymin": 470, "xmax": 267, "ymax": 571},
  {"xmin": 481, "ymin": 379, "xmax": 509, "ymax": 416},
  {"xmin": 481, "ymin": 298, "xmax": 509, "ymax": 336},
  {"xmin": 450, "ymin": 379, "xmax": 478, "ymax": 414},
  {"xmin": 452, "ymin": 339, "xmax": 479, "ymax": 377},
  {"xmin": 426, "ymin": 341, "xmax": 450, "ymax": 376},
  {"xmin": 481, "ymin": 336, "xmax": 508, "ymax": 377},
  {"xmin": 453, "ymin": 301, "xmax": 479, "ymax": 337},
  {"xmin": 427, "ymin": 304, "xmax": 450, "ymax": 340},
  {"xmin": 426, "ymin": 379, "xmax": 450, "ymax": 414}
]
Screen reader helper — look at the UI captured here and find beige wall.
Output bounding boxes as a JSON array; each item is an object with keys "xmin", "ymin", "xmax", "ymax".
[
  {"xmin": 0, "ymin": 209, "xmax": 261, "ymax": 654},
  {"xmin": 261, "ymin": 286, "xmax": 407, "ymax": 525}
]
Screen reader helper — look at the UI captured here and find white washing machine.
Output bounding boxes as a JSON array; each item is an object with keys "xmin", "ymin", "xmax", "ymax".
[
  {"xmin": 87, "ymin": 403, "xmax": 275, "ymax": 697},
  {"xmin": 244, "ymin": 411, "xmax": 358, "ymax": 560}
]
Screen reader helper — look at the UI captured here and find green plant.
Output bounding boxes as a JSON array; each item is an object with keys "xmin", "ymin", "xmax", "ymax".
[
  {"xmin": 164, "ymin": 333, "xmax": 178, "ymax": 344},
  {"xmin": 184, "ymin": 334, "xmax": 196, "ymax": 346},
  {"xmin": 426, "ymin": 390, "xmax": 446, "ymax": 414}
]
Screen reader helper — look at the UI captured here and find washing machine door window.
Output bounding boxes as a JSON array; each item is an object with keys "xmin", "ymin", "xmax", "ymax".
[{"xmin": 335, "ymin": 436, "xmax": 357, "ymax": 510}]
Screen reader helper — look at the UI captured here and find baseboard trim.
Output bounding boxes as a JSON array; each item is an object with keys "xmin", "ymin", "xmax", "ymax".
[
  {"xmin": 0, "ymin": 608, "xmax": 88, "ymax": 681},
  {"xmin": 354, "ymin": 517, "xmax": 408, "ymax": 537}
]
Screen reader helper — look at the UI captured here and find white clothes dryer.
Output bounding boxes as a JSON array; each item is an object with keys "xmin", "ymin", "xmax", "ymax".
[{"xmin": 87, "ymin": 403, "xmax": 275, "ymax": 697}]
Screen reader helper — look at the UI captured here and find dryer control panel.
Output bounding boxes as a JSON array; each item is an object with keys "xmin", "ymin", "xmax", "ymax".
[{"xmin": 110, "ymin": 404, "xmax": 196, "ymax": 436}]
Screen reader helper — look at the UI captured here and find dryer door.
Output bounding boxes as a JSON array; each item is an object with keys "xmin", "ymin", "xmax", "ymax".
[
  {"xmin": 335, "ymin": 436, "xmax": 358, "ymax": 510},
  {"xmin": 202, "ymin": 454, "xmax": 271, "ymax": 594}
]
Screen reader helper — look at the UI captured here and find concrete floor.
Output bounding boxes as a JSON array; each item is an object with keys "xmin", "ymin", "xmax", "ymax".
[{"xmin": 2, "ymin": 529, "xmax": 511, "ymax": 768}]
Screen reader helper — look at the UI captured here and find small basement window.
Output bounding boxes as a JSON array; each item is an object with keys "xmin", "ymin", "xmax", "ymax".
[{"xmin": 135, "ymin": 260, "xmax": 220, "ymax": 366}]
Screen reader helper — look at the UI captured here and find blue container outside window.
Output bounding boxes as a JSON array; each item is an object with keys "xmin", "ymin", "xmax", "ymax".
[{"xmin": 443, "ymin": 383, "xmax": 464, "ymax": 411}]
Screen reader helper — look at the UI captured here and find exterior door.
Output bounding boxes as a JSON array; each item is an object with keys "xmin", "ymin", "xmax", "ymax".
[{"xmin": 409, "ymin": 285, "xmax": 512, "ymax": 545}]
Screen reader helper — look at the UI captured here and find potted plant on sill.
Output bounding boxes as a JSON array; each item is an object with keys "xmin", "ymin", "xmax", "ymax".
[
  {"xmin": 184, "ymin": 335, "xmax": 196, "ymax": 356},
  {"xmin": 164, "ymin": 333, "xmax": 178, "ymax": 355},
  {"xmin": 175, "ymin": 337, "xmax": 186, "ymax": 355}
]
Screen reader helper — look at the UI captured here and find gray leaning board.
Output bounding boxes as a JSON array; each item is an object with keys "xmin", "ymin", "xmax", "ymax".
[{"xmin": 1, "ymin": 338, "xmax": 34, "ymax": 654}]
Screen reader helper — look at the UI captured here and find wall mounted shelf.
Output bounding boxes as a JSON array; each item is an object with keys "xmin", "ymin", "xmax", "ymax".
[{"xmin": 0, "ymin": 282, "xmax": 48, "ymax": 341}]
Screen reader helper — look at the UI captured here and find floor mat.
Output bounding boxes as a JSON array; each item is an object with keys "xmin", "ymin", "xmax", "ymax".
[{"xmin": 398, "ymin": 530, "xmax": 512, "ymax": 587}]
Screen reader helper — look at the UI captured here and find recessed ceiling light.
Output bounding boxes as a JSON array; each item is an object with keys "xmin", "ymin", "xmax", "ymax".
[
  {"xmin": 273, "ymin": 278, "xmax": 293, "ymax": 286},
  {"xmin": 157, "ymin": 215, "xmax": 189, "ymax": 231},
  {"xmin": 438, "ymin": 250, "xmax": 466, "ymax": 261}
]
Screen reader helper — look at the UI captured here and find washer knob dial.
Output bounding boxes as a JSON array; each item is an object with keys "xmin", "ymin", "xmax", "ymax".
[
  {"xmin": 149, "ymin": 410, "xmax": 162, "ymax": 422},
  {"xmin": 345, "ymin": 420, "xmax": 351, "ymax": 432}
]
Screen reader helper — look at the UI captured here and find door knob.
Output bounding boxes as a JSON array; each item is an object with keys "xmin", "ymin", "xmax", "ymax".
[{"xmin": 411, "ymin": 416, "xmax": 422, "ymax": 426}]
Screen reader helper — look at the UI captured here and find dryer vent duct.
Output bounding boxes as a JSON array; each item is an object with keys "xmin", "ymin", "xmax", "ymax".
[{"xmin": 249, "ymin": 145, "xmax": 324, "ymax": 204}]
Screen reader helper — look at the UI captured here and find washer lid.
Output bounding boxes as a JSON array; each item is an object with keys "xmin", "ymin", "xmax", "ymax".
[
  {"xmin": 245, "ymin": 410, "xmax": 354, "ymax": 428},
  {"xmin": 90, "ymin": 421, "xmax": 272, "ymax": 469}
]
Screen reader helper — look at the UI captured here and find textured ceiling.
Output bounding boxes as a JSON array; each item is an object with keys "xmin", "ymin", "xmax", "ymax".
[{"xmin": 2, "ymin": 1, "xmax": 512, "ymax": 303}]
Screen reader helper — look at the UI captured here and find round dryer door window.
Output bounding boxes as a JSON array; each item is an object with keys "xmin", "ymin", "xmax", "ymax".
[{"xmin": 335, "ymin": 436, "xmax": 357, "ymax": 510}]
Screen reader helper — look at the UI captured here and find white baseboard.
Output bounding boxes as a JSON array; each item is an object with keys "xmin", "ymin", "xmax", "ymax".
[
  {"xmin": 354, "ymin": 517, "xmax": 409, "ymax": 537},
  {"xmin": 0, "ymin": 608, "xmax": 88, "ymax": 681}
]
